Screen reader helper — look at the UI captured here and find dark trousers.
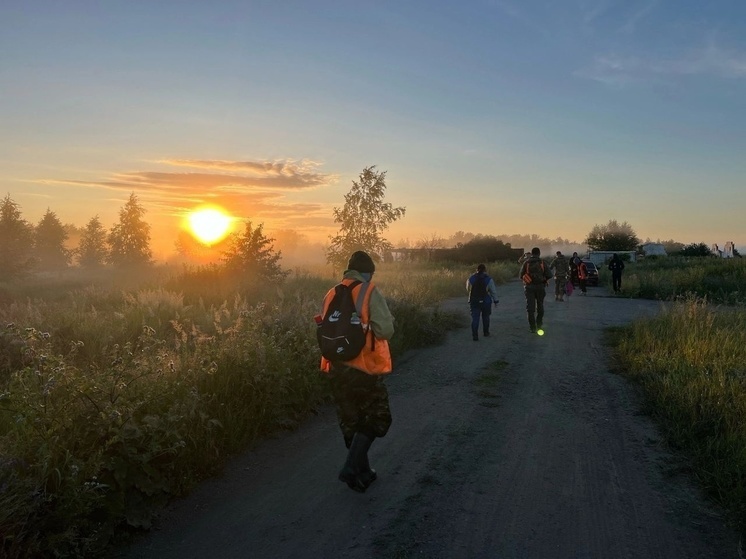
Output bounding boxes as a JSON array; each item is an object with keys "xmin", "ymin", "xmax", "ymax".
[
  {"xmin": 329, "ymin": 365, "xmax": 392, "ymax": 447},
  {"xmin": 470, "ymin": 300, "xmax": 492, "ymax": 337},
  {"xmin": 579, "ymin": 278, "xmax": 587, "ymax": 293},
  {"xmin": 612, "ymin": 271, "xmax": 622, "ymax": 292},
  {"xmin": 524, "ymin": 285, "xmax": 546, "ymax": 329}
]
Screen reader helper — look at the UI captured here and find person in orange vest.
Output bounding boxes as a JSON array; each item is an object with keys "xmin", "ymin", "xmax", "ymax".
[
  {"xmin": 519, "ymin": 247, "xmax": 553, "ymax": 333},
  {"xmin": 577, "ymin": 259, "xmax": 589, "ymax": 295},
  {"xmin": 319, "ymin": 251, "xmax": 395, "ymax": 492}
]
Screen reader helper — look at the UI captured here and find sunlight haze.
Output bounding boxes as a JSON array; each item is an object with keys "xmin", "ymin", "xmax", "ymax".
[{"xmin": 1, "ymin": 0, "xmax": 744, "ymax": 259}]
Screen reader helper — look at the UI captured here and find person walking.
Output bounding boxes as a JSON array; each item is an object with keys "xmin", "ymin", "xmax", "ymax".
[
  {"xmin": 519, "ymin": 247, "xmax": 553, "ymax": 333},
  {"xmin": 318, "ymin": 251, "xmax": 395, "ymax": 493},
  {"xmin": 549, "ymin": 251, "xmax": 570, "ymax": 302},
  {"xmin": 569, "ymin": 251, "xmax": 582, "ymax": 286},
  {"xmin": 466, "ymin": 263, "xmax": 499, "ymax": 341},
  {"xmin": 608, "ymin": 253, "xmax": 625, "ymax": 293},
  {"xmin": 577, "ymin": 259, "xmax": 589, "ymax": 295}
]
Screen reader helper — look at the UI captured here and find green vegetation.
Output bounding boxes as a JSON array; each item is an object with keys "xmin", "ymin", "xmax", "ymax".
[
  {"xmin": 107, "ymin": 193, "xmax": 152, "ymax": 267},
  {"xmin": 603, "ymin": 257, "xmax": 746, "ymax": 305},
  {"xmin": 326, "ymin": 166, "xmax": 406, "ymax": 269},
  {"xmin": 585, "ymin": 219, "xmax": 640, "ymax": 251},
  {"xmin": 608, "ymin": 298, "xmax": 746, "ymax": 528},
  {"xmin": 0, "ymin": 261, "xmax": 486, "ymax": 558}
]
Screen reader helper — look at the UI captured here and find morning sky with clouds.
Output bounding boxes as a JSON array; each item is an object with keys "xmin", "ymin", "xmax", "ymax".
[{"xmin": 1, "ymin": 0, "xmax": 744, "ymax": 258}]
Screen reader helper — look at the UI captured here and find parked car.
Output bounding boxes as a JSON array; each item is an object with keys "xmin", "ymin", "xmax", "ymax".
[{"xmin": 582, "ymin": 261, "xmax": 599, "ymax": 286}]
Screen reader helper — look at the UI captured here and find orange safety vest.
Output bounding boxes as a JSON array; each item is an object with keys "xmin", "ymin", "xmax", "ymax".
[
  {"xmin": 319, "ymin": 278, "xmax": 392, "ymax": 375},
  {"xmin": 578, "ymin": 262, "xmax": 588, "ymax": 280}
]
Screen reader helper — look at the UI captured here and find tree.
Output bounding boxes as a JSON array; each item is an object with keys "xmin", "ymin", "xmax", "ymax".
[
  {"xmin": 77, "ymin": 215, "xmax": 109, "ymax": 267},
  {"xmin": 107, "ymin": 193, "xmax": 152, "ymax": 267},
  {"xmin": 678, "ymin": 242, "xmax": 712, "ymax": 257},
  {"xmin": 415, "ymin": 233, "xmax": 447, "ymax": 250},
  {"xmin": 0, "ymin": 194, "xmax": 35, "ymax": 280},
  {"xmin": 34, "ymin": 209, "xmax": 70, "ymax": 270},
  {"xmin": 222, "ymin": 221, "xmax": 283, "ymax": 280},
  {"xmin": 326, "ymin": 166, "xmax": 406, "ymax": 269},
  {"xmin": 584, "ymin": 220, "xmax": 640, "ymax": 251},
  {"xmin": 658, "ymin": 238, "xmax": 685, "ymax": 255},
  {"xmin": 454, "ymin": 235, "xmax": 516, "ymax": 264}
]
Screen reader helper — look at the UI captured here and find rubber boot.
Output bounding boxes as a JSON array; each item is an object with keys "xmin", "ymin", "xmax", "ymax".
[
  {"xmin": 358, "ymin": 443, "xmax": 377, "ymax": 488},
  {"xmin": 338, "ymin": 433, "xmax": 375, "ymax": 492}
]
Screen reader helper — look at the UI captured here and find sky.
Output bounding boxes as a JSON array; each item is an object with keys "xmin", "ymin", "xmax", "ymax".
[{"xmin": 2, "ymin": 0, "xmax": 745, "ymax": 259}]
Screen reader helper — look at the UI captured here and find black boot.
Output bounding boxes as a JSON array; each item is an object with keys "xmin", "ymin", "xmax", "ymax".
[
  {"xmin": 359, "ymin": 445, "xmax": 377, "ymax": 488},
  {"xmin": 338, "ymin": 433, "xmax": 375, "ymax": 492}
]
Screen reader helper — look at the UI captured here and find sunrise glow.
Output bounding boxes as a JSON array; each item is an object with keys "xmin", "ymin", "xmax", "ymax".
[{"xmin": 187, "ymin": 207, "xmax": 232, "ymax": 245}]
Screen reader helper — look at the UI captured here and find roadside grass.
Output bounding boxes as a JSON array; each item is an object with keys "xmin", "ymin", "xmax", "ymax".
[
  {"xmin": 607, "ymin": 297, "xmax": 746, "ymax": 530},
  {"xmin": 598, "ymin": 257, "xmax": 746, "ymax": 305},
  {"xmin": 0, "ymin": 260, "xmax": 491, "ymax": 558}
]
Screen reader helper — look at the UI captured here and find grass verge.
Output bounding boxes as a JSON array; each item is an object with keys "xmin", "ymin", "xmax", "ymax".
[{"xmin": 607, "ymin": 297, "xmax": 746, "ymax": 531}]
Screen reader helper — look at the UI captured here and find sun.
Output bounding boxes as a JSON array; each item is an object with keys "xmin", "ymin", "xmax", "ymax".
[{"xmin": 187, "ymin": 207, "xmax": 232, "ymax": 245}]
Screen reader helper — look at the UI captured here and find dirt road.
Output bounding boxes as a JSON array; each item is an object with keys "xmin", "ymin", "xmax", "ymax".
[{"xmin": 121, "ymin": 280, "xmax": 741, "ymax": 559}]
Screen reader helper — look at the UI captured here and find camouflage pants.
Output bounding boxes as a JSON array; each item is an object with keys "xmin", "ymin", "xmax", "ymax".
[
  {"xmin": 329, "ymin": 365, "xmax": 392, "ymax": 447},
  {"xmin": 554, "ymin": 276, "xmax": 568, "ymax": 297}
]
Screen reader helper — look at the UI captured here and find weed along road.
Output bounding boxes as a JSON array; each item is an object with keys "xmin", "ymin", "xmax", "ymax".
[{"xmin": 121, "ymin": 280, "xmax": 741, "ymax": 559}]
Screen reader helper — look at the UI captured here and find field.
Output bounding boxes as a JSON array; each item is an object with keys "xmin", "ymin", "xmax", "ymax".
[
  {"xmin": 0, "ymin": 261, "xmax": 515, "ymax": 558},
  {"xmin": 601, "ymin": 256, "xmax": 746, "ymax": 533},
  {"xmin": 2, "ymin": 257, "xmax": 745, "ymax": 556},
  {"xmin": 599, "ymin": 256, "xmax": 746, "ymax": 305}
]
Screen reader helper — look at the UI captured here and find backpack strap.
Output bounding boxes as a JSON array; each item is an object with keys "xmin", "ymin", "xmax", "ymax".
[{"xmin": 353, "ymin": 281, "xmax": 370, "ymax": 315}]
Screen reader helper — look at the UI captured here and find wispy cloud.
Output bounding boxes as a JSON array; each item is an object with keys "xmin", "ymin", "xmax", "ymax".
[
  {"xmin": 618, "ymin": 0, "xmax": 658, "ymax": 34},
  {"xmin": 653, "ymin": 44, "xmax": 746, "ymax": 78},
  {"xmin": 36, "ymin": 158, "xmax": 337, "ymax": 224},
  {"xmin": 576, "ymin": 42, "xmax": 746, "ymax": 85},
  {"xmin": 574, "ymin": 54, "xmax": 647, "ymax": 85},
  {"xmin": 156, "ymin": 159, "xmax": 334, "ymax": 188}
]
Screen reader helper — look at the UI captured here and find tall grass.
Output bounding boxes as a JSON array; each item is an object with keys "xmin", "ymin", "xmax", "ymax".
[
  {"xmin": 605, "ymin": 257, "xmax": 746, "ymax": 305},
  {"xmin": 608, "ymin": 298, "xmax": 746, "ymax": 528},
  {"xmin": 0, "ymin": 262, "xmax": 474, "ymax": 558}
]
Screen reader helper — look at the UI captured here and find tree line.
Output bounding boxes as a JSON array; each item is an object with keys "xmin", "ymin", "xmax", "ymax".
[
  {"xmin": 0, "ymin": 192, "xmax": 155, "ymax": 280},
  {"xmin": 2, "ymin": 168, "xmax": 732, "ymax": 283},
  {"xmin": 0, "ymin": 192, "xmax": 286, "ymax": 283}
]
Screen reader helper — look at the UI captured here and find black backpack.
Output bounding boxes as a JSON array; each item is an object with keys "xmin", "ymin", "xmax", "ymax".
[
  {"xmin": 317, "ymin": 280, "xmax": 369, "ymax": 362},
  {"xmin": 522, "ymin": 260, "xmax": 547, "ymax": 285},
  {"xmin": 469, "ymin": 274, "xmax": 488, "ymax": 303}
]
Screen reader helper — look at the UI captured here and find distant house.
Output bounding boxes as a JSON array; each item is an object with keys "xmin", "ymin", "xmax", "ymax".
[
  {"xmin": 711, "ymin": 241, "xmax": 736, "ymax": 258},
  {"xmin": 641, "ymin": 243, "xmax": 667, "ymax": 257},
  {"xmin": 587, "ymin": 250, "xmax": 637, "ymax": 267}
]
